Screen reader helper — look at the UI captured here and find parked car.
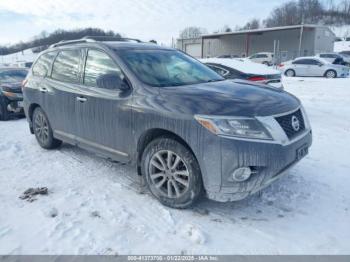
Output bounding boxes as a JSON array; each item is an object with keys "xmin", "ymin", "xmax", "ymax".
[
  {"xmin": 0, "ymin": 68, "xmax": 28, "ymax": 120},
  {"xmin": 339, "ymin": 50, "xmax": 350, "ymax": 56},
  {"xmin": 280, "ymin": 57, "xmax": 349, "ymax": 78},
  {"xmin": 248, "ymin": 52, "xmax": 274, "ymax": 66},
  {"xmin": 23, "ymin": 37, "xmax": 312, "ymax": 208},
  {"xmin": 316, "ymin": 53, "xmax": 350, "ymax": 65},
  {"xmin": 201, "ymin": 58, "xmax": 283, "ymax": 89}
]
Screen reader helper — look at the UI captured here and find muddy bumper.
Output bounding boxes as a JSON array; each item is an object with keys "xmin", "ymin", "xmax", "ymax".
[{"xmin": 206, "ymin": 130, "xmax": 312, "ymax": 202}]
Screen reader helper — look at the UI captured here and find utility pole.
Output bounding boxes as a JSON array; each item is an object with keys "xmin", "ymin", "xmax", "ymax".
[{"xmin": 298, "ymin": 15, "xmax": 305, "ymax": 57}]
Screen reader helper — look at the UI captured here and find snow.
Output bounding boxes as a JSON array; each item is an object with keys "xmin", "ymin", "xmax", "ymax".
[
  {"xmin": 0, "ymin": 49, "xmax": 37, "ymax": 67},
  {"xmin": 200, "ymin": 58, "xmax": 281, "ymax": 75},
  {"xmin": 334, "ymin": 41, "xmax": 350, "ymax": 52},
  {"xmin": 1, "ymin": 77, "xmax": 350, "ymax": 255}
]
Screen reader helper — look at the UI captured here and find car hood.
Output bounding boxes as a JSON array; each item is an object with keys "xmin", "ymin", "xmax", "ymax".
[
  {"xmin": 0, "ymin": 82, "xmax": 22, "ymax": 93},
  {"xmin": 159, "ymin": 80, "xmax": 300, "ymax": 117}
]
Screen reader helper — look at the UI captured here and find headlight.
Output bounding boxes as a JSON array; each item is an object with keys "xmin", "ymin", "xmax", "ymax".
[{"xmin": 195, "ymin": 115, "xmax": 272, "ymax": 140}]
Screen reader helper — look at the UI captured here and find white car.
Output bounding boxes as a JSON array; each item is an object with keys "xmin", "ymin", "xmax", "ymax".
[
  {"xmin": 201, "ymin": 58, "xmax": 283, "ymax": 89},
  {"xmin": 248, "ymin": 52, "xmax": 274, "ymax": 66},
  {"xmin": 280, "ymin": 57, "xmax": 349, "ymax": 78}
]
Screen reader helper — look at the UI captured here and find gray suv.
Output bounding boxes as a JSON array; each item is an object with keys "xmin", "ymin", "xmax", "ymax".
[{"xmin": 23, "ymin": 37, "xmax": 312, "ymax": 208}]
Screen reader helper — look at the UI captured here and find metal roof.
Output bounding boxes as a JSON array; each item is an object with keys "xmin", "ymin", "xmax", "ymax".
[{"xmin": 202, "ymin": 24, "xmax": 335, "ymax": 39}]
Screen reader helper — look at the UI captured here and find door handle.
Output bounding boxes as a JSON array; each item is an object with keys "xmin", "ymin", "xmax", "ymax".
[
  {"xmin": 76, "ymin": 96, "xmax": 87, "ymax": 103},
  {"xmin": 40, "ymin": 87, "xmax": 48, "ymax": 93}
]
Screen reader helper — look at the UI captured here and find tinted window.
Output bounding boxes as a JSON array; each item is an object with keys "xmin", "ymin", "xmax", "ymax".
[
  {"xmin": 32, "ymin": 52, "xmax": 57, "ymax": 77},
  {"xmin": 118, "ymin": 50, "xmax": 223, "ymax": 87},
  {"xmin": 293, "ymin": 59, "xmax": 320, "ymax": 65},
  {"xmin": 207, "ymin": 64, "xmax": 229, "ymax": 77},
  {"xmin": 320, "ymin": 54, "xmax": 336, "ymax": 58},
  {"xmin": 257, "ymin": 54, "xmax": 268, "ymax": 58},
  {"xmin": 0, "ymin": 69, "xmax": 28, "ymax": 83},
  {"xmin": 84, "ymin": 50, "xmax": 123, "ymax": 87},
  {"xmin": 51, "ymin": 50, "xmax": 81, "ymax": 83}
]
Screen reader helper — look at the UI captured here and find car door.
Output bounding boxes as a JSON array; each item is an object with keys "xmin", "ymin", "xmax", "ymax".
[
  {"xmin": 45, "ymin": 49, "xmax": 83, "ymax": 137},
  {"xmin": 307, "ymin": 59, "xmax": 324, "ymax": 76},
  {"xmin": 75, "ymin": 48, "xmax": 133, "ymax": 162},
  {"xmin": 292, "ymin": 59, "xmax": 309, "ymax": 76}
]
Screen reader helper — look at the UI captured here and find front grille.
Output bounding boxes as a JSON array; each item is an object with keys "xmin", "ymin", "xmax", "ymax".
[{"xmin": 275, "ymin": 109, "xmax": 305, "ymax": 139}]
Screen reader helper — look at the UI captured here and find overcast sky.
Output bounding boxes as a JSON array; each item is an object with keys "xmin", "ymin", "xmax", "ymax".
[{"xmin": 0, "ymin": 0, "xmax": 337, "ymax": 45}]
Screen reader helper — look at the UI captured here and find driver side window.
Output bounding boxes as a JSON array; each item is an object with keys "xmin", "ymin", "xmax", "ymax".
[{"xmin": 84, "ymin": 49, "xmax": 124, "ymax": 88}]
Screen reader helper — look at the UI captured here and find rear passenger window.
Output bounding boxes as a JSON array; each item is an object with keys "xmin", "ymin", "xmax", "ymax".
[
  {"xmin": 51, "ymin": 50, "xmax": 81, "ymax": 83},
  {"xmin": 32, "ymin": 52, "xmax": 57, "ymax": 77},
  {"xmin": 84, "ymin": 50, "xmax": 123, "ymax": 87}
]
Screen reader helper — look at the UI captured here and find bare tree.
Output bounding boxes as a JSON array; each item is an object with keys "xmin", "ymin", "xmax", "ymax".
[
  {"xmin": 240, "ymin": 19, "xmax": 261, "ymax": 30},
  {"xmin": 179, "ymin": 27, "xmax": 208, "ymax": 39},
  {"xmin": 264, "ymin": 0, "xmax": 350, "ymax": 27}
]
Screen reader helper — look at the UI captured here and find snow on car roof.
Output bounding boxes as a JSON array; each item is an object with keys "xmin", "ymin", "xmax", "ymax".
[{"xmin": 200, "ymin": 58, "xmax": 281, "ymax": 75}]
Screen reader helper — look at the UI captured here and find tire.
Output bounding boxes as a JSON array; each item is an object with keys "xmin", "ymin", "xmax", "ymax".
[
  {"xmin": 285, "ymin": 69, "xmax": 296, "ymax": 77},
  {"xmin": 32, "ymin": 107, "xmax": 62, "ymax": 149},
  {"xmin": 0, "ymin": 97, "xmax": 9, "ymax": 121},
  {"xmin": 262, "ymin": 61, "xmax": 270, "ymax": 66},
  {"xmin": 325, "ymin": 70, "xmax": 337, "ymax": 78},
  {"xmin": 141, "ymin": 137, "xmax": 203, "ymax": 209}
]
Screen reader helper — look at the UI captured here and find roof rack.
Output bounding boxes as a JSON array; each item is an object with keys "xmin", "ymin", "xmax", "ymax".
[
  {"xmin": 49, "ymin": 39, "xmax": 96, "ymax": 48},
  {"xmin": 82, "ymin": 36, "xmax": 142, "ymax": 43},
  {"xmin": 49, "ymin": 36, "xmax": 142, "ymax": 48}
]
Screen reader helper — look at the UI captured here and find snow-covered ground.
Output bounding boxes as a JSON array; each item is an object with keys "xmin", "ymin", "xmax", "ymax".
[
  {"xmin": 0, "ymin": 77, "xmax": 349, "ymax": 255},
  {"xmin": 0, "ymin": 48, "xmax": 37, "ymax": 67}
]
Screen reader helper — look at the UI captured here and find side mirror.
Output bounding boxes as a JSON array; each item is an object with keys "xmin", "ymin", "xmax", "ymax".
[{"xmin": 96, "ymin": 73, "xmax": 129, "ymax": 91}]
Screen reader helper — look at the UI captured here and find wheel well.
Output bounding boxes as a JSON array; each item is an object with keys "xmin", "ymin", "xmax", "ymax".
[
  {"xmin": 285, "ymin": 69, "xmax": 295, "ymax": 76},
  {"xmin": 325, "ymin": 69, "xmax": 337, "ymax": 76},
  {"xmin": 28, "ymin": 103, "xmax": 40, "ymax": 121},
  {"xmin": 136, "ymin": 128, "xmax": 197, "ymax": 176},
  {"xmin": 28, "ymin": 103, "xmax": 40, "ymax": 133}
]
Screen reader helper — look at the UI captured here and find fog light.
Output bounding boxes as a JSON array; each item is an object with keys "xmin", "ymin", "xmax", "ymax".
[{"xmin": 232, "ymin": 167, "xmax": 252, "ymax": 182}]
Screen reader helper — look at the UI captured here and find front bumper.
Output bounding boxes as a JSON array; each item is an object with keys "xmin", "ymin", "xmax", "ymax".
[
  {"xmin": 200, "ymin": 106, "xmax": 313, "ymax": 202},
  {"xmin": 0, "ymin": 94, "xmax": 24, "ymax": 115},
  {"xmin": 206, "ymin": 130, "xmax": 312, "ymax": 202}
]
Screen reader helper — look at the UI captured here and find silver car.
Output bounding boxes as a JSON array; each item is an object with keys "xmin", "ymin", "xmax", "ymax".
[{"xmin": 281, "ymin": 57, "xmax": 349, "ymax": 78}]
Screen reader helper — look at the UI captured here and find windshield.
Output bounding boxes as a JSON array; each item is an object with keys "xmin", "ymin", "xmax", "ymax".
[
  {"xmin": 118, "ymin": 49, "xmax": 224, "ymax": 87},
  {"xmin": 0, "ymin": 69, "xmax": 28, "ymax": 83}
]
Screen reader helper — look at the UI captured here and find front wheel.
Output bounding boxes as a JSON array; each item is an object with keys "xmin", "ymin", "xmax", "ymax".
[
  {"xmin": 325, "ymin": 70, "xmax": 337, "ymax": 78},
  {"xmin": 141, "ymin": 138, "xmax": 203, "ymax": 209},
  {"xmin": 32, "ymin": 107, "xmax": 62, "ymax": 149}
]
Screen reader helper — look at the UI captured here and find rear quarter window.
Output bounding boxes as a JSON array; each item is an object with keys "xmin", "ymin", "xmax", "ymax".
[{"xmin": 32, "ymin": 52, "xmax": 57, "ymax": 77}]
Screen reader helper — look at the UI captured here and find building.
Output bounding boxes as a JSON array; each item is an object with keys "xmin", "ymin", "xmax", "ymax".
[{"xmin": 177, "ymin": 25, "xmax": 336, "ymax": 61}]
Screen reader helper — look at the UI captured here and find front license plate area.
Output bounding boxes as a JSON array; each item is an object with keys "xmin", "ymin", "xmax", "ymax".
[{"xmin": 296, "ymin": 145, "xmax": 308, "ymax": 160}]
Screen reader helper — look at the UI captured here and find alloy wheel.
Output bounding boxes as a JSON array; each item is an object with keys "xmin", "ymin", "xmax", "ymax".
[
  {"xmin": 34, "ymin": 112, "xmax": 49, "ymax": 144},
  {"xmin": 326, "ymin": 71, "xmax": 336, "ymax": 78},
  {"xmin": 286, "ymin": 70, "xmax": 295, "ymax": 77},
  {"xmin": 149, "ymin": 150, "xmax": 190, "ymax": 198}
]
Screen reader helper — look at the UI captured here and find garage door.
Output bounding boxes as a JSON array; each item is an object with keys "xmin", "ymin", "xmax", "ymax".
[{"xmin": 185, "ymin": 43, "xmax": 202, "ymax": 58}]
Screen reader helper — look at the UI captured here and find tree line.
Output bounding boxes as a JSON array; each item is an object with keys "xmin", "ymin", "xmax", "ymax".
[{"xmin": 0, "ymin": 28, "xmax": 122, "ymax": 56}]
